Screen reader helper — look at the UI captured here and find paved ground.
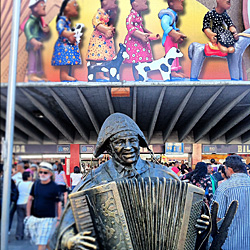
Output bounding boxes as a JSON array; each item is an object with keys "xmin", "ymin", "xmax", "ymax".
[
  {"xmin": 2, "ymin": 213, "xmax": 35, "ymax": 250},
  {"xmin": 2, "ymin": 207, "xmax": 66, "ymax": 250}
]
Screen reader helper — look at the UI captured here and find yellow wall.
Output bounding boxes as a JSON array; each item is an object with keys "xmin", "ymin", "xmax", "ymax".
[{"xmin": 43, "ymin": 0, "xmax": 231, "ymax": 81}]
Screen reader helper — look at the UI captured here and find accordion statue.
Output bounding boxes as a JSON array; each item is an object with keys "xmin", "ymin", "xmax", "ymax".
[
  {"xmin": 51, "ymin": 113, "xmax": 223, "ymax": 250},
  {"xmin": 69, "ymin": 177, "xmax": 205, "ymax": 250}
]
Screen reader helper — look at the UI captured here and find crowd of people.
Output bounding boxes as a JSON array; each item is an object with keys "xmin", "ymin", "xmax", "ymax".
[
  {"xmin": 0, "ymin": 160, "xmax": 85, "ymax": 250},
  {"xmin": 168, "ymin": 156, "xmax": 250, "ymax": 249},
  {"xmin": 1, "ymin": 154, "xmax": 250, "ymax": 249}
]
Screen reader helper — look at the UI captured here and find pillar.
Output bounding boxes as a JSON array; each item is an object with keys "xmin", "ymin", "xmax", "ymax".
[
  {"xmin": 70, "ymin": 144, "xmax": 80, "ymax": 173},
  {"xmin": 64, "ymin": 144, "xmax": 80, "ymax": 185},
  {"xmin": 192, "ymin": 144, "xmax": 202, "ymax": 168}
]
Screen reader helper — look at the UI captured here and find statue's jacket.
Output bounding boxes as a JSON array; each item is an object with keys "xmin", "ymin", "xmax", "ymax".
[{"xmin": 51, "ymin": 157, "xmax": 178, "ymax": 249}]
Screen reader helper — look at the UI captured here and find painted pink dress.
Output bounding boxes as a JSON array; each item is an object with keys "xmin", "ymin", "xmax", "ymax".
[{"xmin": 123, "ymin": 9, "xmax": 153, "ymax": 64}]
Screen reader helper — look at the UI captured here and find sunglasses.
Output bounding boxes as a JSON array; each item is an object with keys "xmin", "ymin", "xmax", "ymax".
[{"xmin": 39, "ymin": 171, "xmax": 49, "ymax": 175}]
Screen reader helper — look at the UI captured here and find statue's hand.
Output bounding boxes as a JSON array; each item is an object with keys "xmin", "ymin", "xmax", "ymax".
[
  {"xmin": 229, "ymin": 27, "xmax": 239, "ymax": 41},
  {"xmin": 67, "ymin": 231, "xmax": 97, "ymax": 250},
  {"xmin": 233, "ymin": 32, "xmax": 239, "ymax": 41},
  {"xmin": 204, "ymin": 28, "xmax": 217, "ymax": 45},
  {"xmin": 133, "ymin": 30, "xmax": 150, "ymax": 42},
  {"xmin": 30, "ymin": 38, "xmax": 43, "ymax": 51},
  {"xmin": 42, "ymin": 25, "xmax": 50, "ymax": 34},
  {"xmin": 194, "ymin": 203, "xmax": 211, "ymax": 250},
  {"xmin": 104, "ymin": 26, "xmax": 115, "ymax": 39},
  {"xmin": 68, "ymin": 32, "xmax": 77, "ymax": 44},
  {"xmin": 169, "ymin": 30, "xmax": 187, "ymax": 44},
  {"xmin": 210, "ymin": 35, "xmax": 217, "ymax": 45},
  {"xmin": 195, "ymin": 213, "xmax": 210, "ymax": 235}
]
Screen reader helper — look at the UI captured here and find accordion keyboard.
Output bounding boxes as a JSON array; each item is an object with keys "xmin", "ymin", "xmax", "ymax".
[{"xmin": 70, "ymin": 177, "xmax": 204, "ymax": 250}]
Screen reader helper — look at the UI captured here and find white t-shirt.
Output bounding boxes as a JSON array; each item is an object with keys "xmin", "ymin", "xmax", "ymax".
[
  {"xmin": 17, "ymin": 181, "xmax": 33, "ymax": 205},
  {"xmin": 12, "ymin": 172, "xmax": 23, "ymax": 186},
  {"xmin": 70, "ymin": 173, "xmax": 82, "ymax": 186}
]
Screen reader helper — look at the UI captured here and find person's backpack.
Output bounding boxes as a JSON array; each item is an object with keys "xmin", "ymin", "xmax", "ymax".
[{"xmin": 11, "ymin": 179, "xmax": 19, "ymax": 203}]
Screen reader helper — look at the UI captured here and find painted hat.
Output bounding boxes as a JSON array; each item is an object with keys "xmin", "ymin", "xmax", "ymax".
[
  {"xmin": 29, "ymin": 0, "xmax": 46, "ymax": 8},
  {"xmin": 94, "ymin": 113, "xmax": 148, "ymax": 158}
]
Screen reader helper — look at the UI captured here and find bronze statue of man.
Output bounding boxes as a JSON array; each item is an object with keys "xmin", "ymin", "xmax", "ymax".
[
  {"xmin": 51, "ymin": 113, "xmax": 181, "ymax": 249},
  {"xmin": 51, "ymin": 113, "xmax": 236, "ymax": 250}
]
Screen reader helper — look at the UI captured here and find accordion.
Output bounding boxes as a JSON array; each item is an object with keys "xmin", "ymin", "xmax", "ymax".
[{"xmin": 69, "ymin": 177, "xmax": 204, "ymax": 250}]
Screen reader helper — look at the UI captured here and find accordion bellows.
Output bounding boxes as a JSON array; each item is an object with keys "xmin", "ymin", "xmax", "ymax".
[{"xmin": 69, "ymin": 177, "xmax": 204, "ymax": 250}]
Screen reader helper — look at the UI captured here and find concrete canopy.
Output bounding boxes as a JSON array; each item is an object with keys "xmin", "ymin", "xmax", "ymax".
[{"xmin": 1, "ymin": 81, "xmax": 250, "ymax": 145}]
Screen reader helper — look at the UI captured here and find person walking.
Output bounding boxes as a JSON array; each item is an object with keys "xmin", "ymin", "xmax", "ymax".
[
  {"xmin": 70, "ymin": 166, "xmax": 82, "ymax": 190},
  {"xmin": 12, "ymin": 162, "xmax": 25, "ymax": 186},
  {"xmin": 30, "ymin": 163, "xmax": 39, "ymax": 180},
  {"xmin": 217, "ymin": 165, "xmax": 228, "ymax": 186},
  {"xmin": 54, "ymin": 163, "xmax": 68, "ymax": 207},
  {"xmin": 25, "ymin": 162, "xmax": 61, "ymax": 250},
  {"xmin": 15, "ymin": 171, "xmax": 33, "ymax": 240},
  {"xmin": 207, "ymin": 163, "xmax": 218, "ymax": 193},
  {"xmin": 181, "ymin": 162, "xmax": 213, "ymax": 205},
  {"xmin": 52, "ymin": 161, "xmax": 59, "ymax": 172},
  {"xmin": 212, "ymin": 155, "xmax": 250, "ymax": 250},
  {"xmin": 180, "ymin": 160, "xmax": 192, "ymax": 174},
  {"xmin": 9, "ymin": 162, "xmax": 25, "ymax": 233}
]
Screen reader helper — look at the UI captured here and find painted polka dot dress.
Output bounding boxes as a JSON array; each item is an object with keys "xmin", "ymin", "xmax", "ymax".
[
  {"xmin": 86, "ymin": 9, "xmax": 116, "ymax": 62},
  {"xmin": 123, "ymin": 9, "xmax": 153, "ymax": 64},
  {"xmin": 51, "ymin": 16, "xmax": 82, "ymax": 66},
  {"xmin": 203, "ymin": 8, "xmax": 236, "ymax": 47}
]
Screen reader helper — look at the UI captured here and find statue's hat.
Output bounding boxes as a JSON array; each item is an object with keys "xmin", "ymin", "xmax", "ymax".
[
  {"xmin": 94, "ymin": 113, "xmax": 148, "ymax": 157},
  {"xmin": 29, "ymin": 0, "xmax": 46, "ymax": 8}
]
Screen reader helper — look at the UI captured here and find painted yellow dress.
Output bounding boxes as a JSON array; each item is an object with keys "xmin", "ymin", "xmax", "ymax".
[{"xmin": 86, "ymin": 8, "xmax": 116, "ymax": 61}]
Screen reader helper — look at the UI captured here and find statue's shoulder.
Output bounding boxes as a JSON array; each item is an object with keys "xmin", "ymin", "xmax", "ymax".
[{"xmin": 77, "ymin": 161, "xmax": 113, "ymax": 191}]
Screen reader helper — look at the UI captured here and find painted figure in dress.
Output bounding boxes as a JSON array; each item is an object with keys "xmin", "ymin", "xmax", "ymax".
[
  {"xmin": 158, "ymin": 0, "xmax": 186, "ymax": 78},
  {"xmin": 202, "ymin": 0, "xmax": 238, "ymax": 55},
  {"xmin": 86, "ymin": 0, "xmax": 118, "ymax": 81},
  {"xmin": 24, "ymin": 0, "xmax": 50, "ymax": 82},
  {"xmin": 124, "ymin": 0, "xmax": 161, "ymax": 80},
  {"xmin": 51, "ymin": 0, "xmax": 82, "ymax": 81},
  {"xmin": 123, "ymin": 0, "xmax": 154, "ymax": 65}
]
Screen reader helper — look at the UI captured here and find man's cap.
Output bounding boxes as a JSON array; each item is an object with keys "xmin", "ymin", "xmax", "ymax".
[
  {"xmin": 30, "ymin": 163, "xmax": 38, "ymax": 169},
  {"xmin": 94, "ymin": 113, "xmax": 148, "ymax": 158},
  {"xmin": 39, "ymin": 161, "xmax": 53, "ymax": 172},
  {"xmin": 29, "ymin": 0, "xmax": 46, "ymax": 8}
]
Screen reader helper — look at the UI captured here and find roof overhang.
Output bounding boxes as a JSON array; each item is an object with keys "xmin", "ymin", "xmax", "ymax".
[{"xmin": 1, "ymin": 81, "xmax": 250, "ymax": 145}]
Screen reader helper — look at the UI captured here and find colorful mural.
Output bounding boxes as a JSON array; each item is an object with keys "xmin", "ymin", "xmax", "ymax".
[{"xmin": 1, "ymin": 0, "xmax": 249, "ymax": 82}]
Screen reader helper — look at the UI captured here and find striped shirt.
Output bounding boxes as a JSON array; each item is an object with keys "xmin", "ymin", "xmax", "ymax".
[{"xmin": 212, "ymin": 173, "xmax": 250, "ymax": 250}]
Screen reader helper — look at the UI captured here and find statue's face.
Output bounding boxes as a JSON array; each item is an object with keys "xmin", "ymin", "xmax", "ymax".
[
  {"xmin": 103, "ymin": 0, "xmax": 118, "ymax": 11},
  {"xmin": 169, "ymin": 0, "xmax": 184, "ymax": 13},
  {"xmin": 64, "ymin": 0, "xmax": 79, "ymax": 18},
  {"xmin": 132, "ymin": 0, "xmax": 148, "ymax": 12},
  {"xmin": 32, "ymin": 0, "xmax": 46, "ymax": 17},
  {"xmin": 110, "ymin": 133, "xmax": 140, "ymax": 165},
  {"xmin": 217, "ymin": 0, "xmax": 231, "ymax": 11}
]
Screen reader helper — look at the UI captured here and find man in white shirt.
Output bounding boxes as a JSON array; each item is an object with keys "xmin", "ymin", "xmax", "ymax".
[
  {"xmin": 9, "ymin": 162, "xmax": 25, "ymax": 232},
  {"xmin": 12, "ymin": 162, "xmax": 25, "ymax": 186},
  {"xmin": 16, "ymin": 171, "xmax": 33, "ymax": 240}
]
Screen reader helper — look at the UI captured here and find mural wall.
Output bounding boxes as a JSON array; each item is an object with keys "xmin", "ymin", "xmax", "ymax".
[{"xmin": 1, "ymin": 0, "xmax": 249, "ymax": 83}]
